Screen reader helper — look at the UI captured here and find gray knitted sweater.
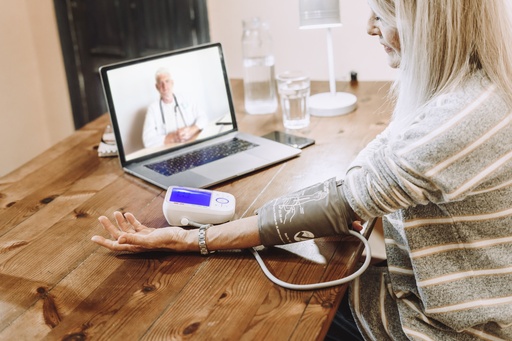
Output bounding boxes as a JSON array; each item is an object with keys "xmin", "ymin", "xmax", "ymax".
[{"xmin": 342, "ymin": 71, "xmax": 512, "ymax": 340}]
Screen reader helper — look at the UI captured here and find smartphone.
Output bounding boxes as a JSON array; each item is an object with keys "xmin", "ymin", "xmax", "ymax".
[{"xmin": 262, "ymin": 131, "xmax": 315, "ymax": 149}]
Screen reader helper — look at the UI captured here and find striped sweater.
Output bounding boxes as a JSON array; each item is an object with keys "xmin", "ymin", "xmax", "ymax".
[{"xmin": 341, "ymin": 71, "xmax": 512, "ymax": 340}]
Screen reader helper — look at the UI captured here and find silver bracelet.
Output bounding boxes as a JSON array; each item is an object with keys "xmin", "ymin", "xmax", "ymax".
[{"xmin": 198, "ymin": 224, "xmax": 213, "ymax": 256}]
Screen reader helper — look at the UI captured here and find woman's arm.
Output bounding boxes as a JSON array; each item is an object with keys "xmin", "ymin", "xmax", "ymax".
[{"xmin": 91, "ymin": 211, "xmax": 261, "ymax": 253}]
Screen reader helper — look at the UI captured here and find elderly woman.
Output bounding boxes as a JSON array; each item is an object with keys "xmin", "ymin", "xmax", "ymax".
[{"xmin": 93, "ymin": 1, "xmax": 512, "ymax": 339}]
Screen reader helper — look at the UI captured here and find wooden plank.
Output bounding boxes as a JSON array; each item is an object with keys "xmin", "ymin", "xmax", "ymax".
[
  {"xmin": 138, "ymin": 253, "xmax": 271, "ymax": 340},
  {"xmin": 39, "ymin": 252, "xmax": 204, "ymax": 340},
  {"xmin": 0, "ymin": 115, "xmax": 108, "ymax": 193},
  {"xmin": 0, "ymin": 118, "xmax": 115, "ymax": 235},
  {"xmin": 0, "ymin": 176, "xmax": 160, "ymax": 332}
]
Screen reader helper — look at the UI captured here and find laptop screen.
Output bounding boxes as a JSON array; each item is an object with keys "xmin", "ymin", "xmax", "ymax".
[{"xmin": 100, "ymin": 43, "xmax": 237, "ymax": 164}]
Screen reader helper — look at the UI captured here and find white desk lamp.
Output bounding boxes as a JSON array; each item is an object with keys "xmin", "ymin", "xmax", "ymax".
[{"xmin": 299, "ymin": 0, "xmax": 357, "ymax": 116}]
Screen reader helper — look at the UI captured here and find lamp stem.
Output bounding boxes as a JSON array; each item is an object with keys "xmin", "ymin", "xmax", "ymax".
[{"xmin": 326, "ymin": 27, "xmax": 337, "ymax": 95}]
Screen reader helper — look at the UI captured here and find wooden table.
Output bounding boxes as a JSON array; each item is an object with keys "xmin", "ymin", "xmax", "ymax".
[{"xmin": 0, "ymin": 80, "xmax": 391, "ymax": 340}]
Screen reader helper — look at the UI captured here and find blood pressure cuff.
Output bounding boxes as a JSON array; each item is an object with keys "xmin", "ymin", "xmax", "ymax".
[{"xmin": 256, "ymin": 178, "xmax": 356, "ymax": 246}]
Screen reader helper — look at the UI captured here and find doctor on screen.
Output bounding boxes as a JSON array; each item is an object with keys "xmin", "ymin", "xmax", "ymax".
[{"xmin": 142, "ymin": 67, "xmax": 207, "ymax": 148}]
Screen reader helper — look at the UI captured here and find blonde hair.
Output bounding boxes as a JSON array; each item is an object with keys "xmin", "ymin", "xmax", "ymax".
[{"xmin": 368, "ymin": 0, "xmax": 512, "ymax": 133}]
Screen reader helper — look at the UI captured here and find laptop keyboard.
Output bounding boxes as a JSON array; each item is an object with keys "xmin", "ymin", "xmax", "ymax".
[{"xmin": 144, "ymin": 138, "xmax": 259, "ymax": 177}]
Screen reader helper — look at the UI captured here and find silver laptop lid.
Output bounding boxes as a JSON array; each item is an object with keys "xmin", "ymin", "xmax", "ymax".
[{"xmin": 99, "ymin": 43, "xmax": 237, "ymax": 167}]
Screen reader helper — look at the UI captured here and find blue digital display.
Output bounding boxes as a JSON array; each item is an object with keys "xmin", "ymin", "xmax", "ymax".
[{"xmin": 169, "ymin": 188, "xmax": 211, "ymax": 207}]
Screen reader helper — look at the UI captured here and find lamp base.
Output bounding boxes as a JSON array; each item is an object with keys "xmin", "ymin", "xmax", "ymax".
[{"xmin": 309, "ymin": 92, "xmax": 357, "ymax": 117}]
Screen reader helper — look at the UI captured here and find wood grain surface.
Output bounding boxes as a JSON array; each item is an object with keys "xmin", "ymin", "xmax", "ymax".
[{"xmin": 0, "ymin": 80, "xmax": 391, "ymax": 340}]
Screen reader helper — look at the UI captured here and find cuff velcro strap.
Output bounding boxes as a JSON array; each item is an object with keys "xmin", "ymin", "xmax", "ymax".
[{"xmin": 256, "ymin": 178, "xmax": 355, "ymax": 246}]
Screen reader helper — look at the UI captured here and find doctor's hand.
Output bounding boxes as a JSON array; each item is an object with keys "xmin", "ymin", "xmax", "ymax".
[
  {"xmin": 163, "ymin": 125, "xmax": 200, "ymax": 144},
  {"xmin": 177, "ymin": 125, "xmax": 200, "ymax": 141},
  {"xmin": 164, "ymin": 131, "xmax": 183, "ymax": 144},
  {"xmin": 91, "ymin": 211, "xmax": 196, "ymax": 253}
]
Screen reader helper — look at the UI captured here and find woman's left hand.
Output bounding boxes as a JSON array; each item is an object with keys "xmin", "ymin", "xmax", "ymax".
[{"xmin": 91, "ymin": 211, "xmax": 195, "ymax": 253}]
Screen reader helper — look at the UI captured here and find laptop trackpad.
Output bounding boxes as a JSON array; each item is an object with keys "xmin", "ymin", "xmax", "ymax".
[{"xmin": 192, "ymin": 153, "xmax": 264, "ymax": 178}]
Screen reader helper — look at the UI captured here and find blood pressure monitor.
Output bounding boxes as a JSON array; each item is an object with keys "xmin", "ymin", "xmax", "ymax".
[
  {"xmin": 162, "ymin": 186, "xmax": 372, "ymax": 291},
  {"xmin": 163, "ymin": 186, "xmax": 236, "ymax": 226}
]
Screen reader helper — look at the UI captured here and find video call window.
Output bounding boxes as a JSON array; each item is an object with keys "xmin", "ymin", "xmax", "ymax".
[{"xmin": 102, "ymin": 45, "xmax": 235, "ymax": 162}]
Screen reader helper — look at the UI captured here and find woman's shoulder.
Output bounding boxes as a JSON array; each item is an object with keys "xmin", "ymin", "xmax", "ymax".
[
  {"xmin": 430, "ymin": 71, "xmax": 504, "ymax": 111},
  {"xmin": 392, "ymin": 71, "xmax": 510, "ymax": 163}
]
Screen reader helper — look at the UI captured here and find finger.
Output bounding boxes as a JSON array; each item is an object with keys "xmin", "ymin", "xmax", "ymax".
[
  {"xmin": 352, "ymin": 221, "xmax": 364, "ymax": 232},
  {"xmin": 118, "ymin": 232, "xmax": 152, "ymax": 248},
  {"xmin": 98, "ymin": 215, "xmax": 124, "ymax": 239},
  {"xmin": 114, "ymin": 211, "xmax": 136, "ymax": 233},
  {"xmin": 91, "ymin": 235, "xmax": 117, "ymax": 249},
  {"xmin": 91, "ymin": 235, "xmax": 145, "ymax": 252},
  {"xmin": 123, "ymin": 212, "xmax": 145, "ymax": 232},
  {"xmin": 179, "ymin": 130, "xmax": 188, "ymax": 140}
]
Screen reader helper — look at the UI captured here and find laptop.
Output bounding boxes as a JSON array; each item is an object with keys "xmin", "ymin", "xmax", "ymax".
[{"xmin": 99, "ymin": 43, "xmax": 301, "ymax": 189}]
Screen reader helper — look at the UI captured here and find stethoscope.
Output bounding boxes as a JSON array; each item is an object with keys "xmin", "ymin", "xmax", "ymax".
[{"xmin": 159, "ymin": 93, "xmax": 188, "ymax": 132}]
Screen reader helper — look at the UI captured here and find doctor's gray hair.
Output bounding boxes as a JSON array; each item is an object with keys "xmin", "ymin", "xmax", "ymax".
[{"xmin": 155, "ymin": 67, "xmax": 171, "ymax": 81}]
